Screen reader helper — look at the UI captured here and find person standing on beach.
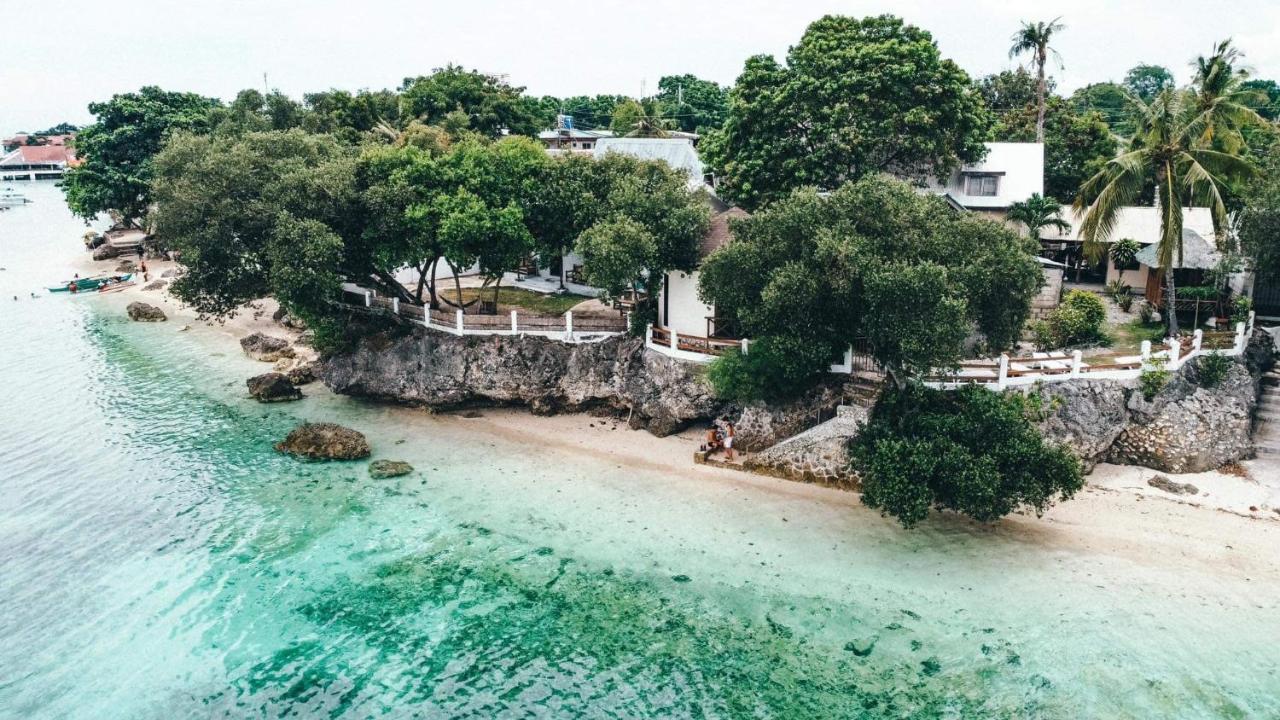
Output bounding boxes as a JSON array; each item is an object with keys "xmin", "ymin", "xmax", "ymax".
[{"xmin": 724, "ymin": 422, "xmax": 736, "ymax": 461}]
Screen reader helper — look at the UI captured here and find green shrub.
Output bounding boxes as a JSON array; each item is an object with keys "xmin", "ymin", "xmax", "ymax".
[
  {"xmin": 1178, "ymin": 285, "xmax": 1218, "ymax": 301},
  {"xmin": 1116, "ymin": 293, "xmax": 1134, "ymax": 312},
  {"xmin": 1231, "ymin": 296, "xmax": 1252, "ymax": 326},
  {"xmin": 628, "ymin": 299, "xmax": 657, "ymax": 337},
  {"xmin": 705, "ymin": 336, "xmax": 834, "ymax": 402},
  {"xmin": 1139, "ymin": 357, "xmax": 1171, "ymax": 400},
  {"xmin": 852, "ymin": 385, "xmax": 1084, "ymax": 528},
  {"xmin": 1109, "ymin": 238, "xmax": 1141, "ymax": 270},
  {"xmin": 1105, "ymin": 279, "xmax": 1131, "ymax": 301},
  {"xmin": 1197, "ymin": 352, "xmax": 1232, "ymax": 388},
  {"xmin": 1034, "ymin": 290, "xmax": 1108, "ymax": 349}
]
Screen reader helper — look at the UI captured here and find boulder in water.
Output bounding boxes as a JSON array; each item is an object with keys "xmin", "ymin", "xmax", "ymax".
[
  {"xmin": 369, "ymin": 460, "xmax": 413, "ymax": 478},
  {"xmin": 240, "ymin": 332, "xmax": 295, "ymax": 362},
  {"xmin": 275, "ymin": 422, "xmax": 370, "ymax": 460},
  {"xmin": 246, "ymin": 372, "xmax": 302, "ymax": 403},
  {"xmin": 126, "ymin": 302, "xmax": 167, "ymax": 322}
]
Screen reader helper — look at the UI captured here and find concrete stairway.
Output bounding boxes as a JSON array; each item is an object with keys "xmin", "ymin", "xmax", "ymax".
[{"xmin": 1257, "ymin": 369, "xmax": 1280, "ymax": 457}]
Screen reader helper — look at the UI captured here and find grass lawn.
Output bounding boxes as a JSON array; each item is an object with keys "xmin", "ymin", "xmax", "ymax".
[
  {"xmin": 438, "ymin": 286, "xmax": 590, "ymax": 315},
  {"xmin": 1109, "ymin": 319, "xmax": 1167, "ymax": 354}
]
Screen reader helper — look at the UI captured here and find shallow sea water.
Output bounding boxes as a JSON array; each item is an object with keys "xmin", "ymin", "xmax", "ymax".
[{"xmin": 1, "ymin": 183, "xmax": 1278, "ymax": 718}]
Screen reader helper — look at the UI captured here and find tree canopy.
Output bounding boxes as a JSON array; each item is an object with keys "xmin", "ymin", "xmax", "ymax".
[
  {"xmin": 990, "ymin": 94, "xmax": 1117, "ymax": 201},
  {"xmin": 399, "ymin": 66, "xmax": 542, "ymax": 138},
  {"xmin": 698, "ymin": 175, "xmax": 1043, "ymax": 397},
  {"xmin": 655, "ymin": 74, "xmax": 729, "ymax": 134},
  {"xmin": 62, "ymin": 86, "xmax": 220, "ymax": 222},
  {"xmin": 702, "ymin": 14, "xmax": 991, "ymax": 210},
  {"xmin": 1124, "ymin": 64, "xmax": 1176, "ymax": 102}
]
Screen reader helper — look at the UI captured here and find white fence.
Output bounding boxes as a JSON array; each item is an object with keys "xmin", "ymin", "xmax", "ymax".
[
  {"xmin": 926, "ymin": 312, "xmax": 1257, "ymax": 390},
  {"xmin": 342, "ymin": 286, "xmax": 627, "ymax": 343}
]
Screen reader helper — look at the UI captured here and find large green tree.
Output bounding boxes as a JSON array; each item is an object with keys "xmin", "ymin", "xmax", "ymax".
[
  {"xmin": 62, "ymin": 86, "xmax": 220, "ymax": 222},
  {"xmin": 1124, "ymin": 64, "xmax": 1175, "ymax": 102},
  {"xmin": 1071, "ymin": 82, "xmax": 1137, "ymax": 137},
  {"xmin": 655, "ymin": 74, "xmax": 729, "ymax": 134},
  {"xmin": 210, "ymin": 89, "xmax": 307, "ymax": 134},
  {"xmin": 703, "ymin": 15, "xmax": 991, "ymax": 210},
  {"xmin": 698, "ymin": 175, "xmax": 1043, "ymax": 396},
  {"xmin": 854, "ymin": 385, "xmax": 1083, "ymax": 528},
  {"xmin": 301, "ymin": 88, "xmax": 401, "ymax": 143},
  {"xmin": 399, "ymin": 66, "xmax": 542, "ymax": 138}
]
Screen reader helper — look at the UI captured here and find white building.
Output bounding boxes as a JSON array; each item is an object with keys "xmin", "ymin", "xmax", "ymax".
[
  {"xmin": 928, "ymin": 142, "xmax": 1045, "ymax": 217},
  {"xmin": 656, "ymin": 202, "xmax": 747, "ymax": 341},
  {"xmin": 593, "ymin": 137, "xmax": 707, "ymax": 191},
  {"xmin": 1039, "ymin": 205, "xmax": 1217, "ymax": 292}
]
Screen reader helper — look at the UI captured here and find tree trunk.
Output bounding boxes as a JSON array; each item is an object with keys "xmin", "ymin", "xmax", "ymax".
[
  {"xmin": 426, "ymin": 257, "xmax": 440, "ymax": 309},
  {"xmin": 1165, "ymin": 270, "xmax": 1179, "ymax": 337},
  {"xmin": 414, "ymin": 261, "xmax": 428, "ymax": 305},
  {"xmin": 1035, "ymin": 50, "xmax": 1047, "ymax": 143}
]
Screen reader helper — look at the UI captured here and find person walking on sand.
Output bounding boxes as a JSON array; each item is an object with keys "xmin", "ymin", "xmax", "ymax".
[{"xmin": 724, "ymin": 422, "xmax": 736, "ymax": 461}]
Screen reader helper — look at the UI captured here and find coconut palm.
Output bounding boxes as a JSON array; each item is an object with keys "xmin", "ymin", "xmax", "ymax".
[
  {"xmin": 1009, "ymin": 18, "xmax": 1065, "ymax": 142},
  {"xmin": 1074, "ymin": 88, "xmax": 1257, "ymax": 336},
  {"xmin": 1188, "ymin": 39, "xmax": 1267, "ymax": 153},
  {"xmin": 1007, "ymin": 193, "xmax": 1071, "ymax": 241}
]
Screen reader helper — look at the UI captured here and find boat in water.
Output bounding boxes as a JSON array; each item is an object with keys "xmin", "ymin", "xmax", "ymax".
[{"xmin": 48, "ymin": 273, "xmax": 132, "ymax": 293}]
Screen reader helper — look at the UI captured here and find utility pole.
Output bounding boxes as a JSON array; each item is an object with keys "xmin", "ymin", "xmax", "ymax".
[{"xmin": 263, "ymin": 72, "xmax": 269, "ymax": 93}]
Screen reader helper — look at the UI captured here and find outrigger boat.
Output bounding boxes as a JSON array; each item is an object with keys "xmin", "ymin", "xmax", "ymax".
[{"xmin": 48, "ymin": 273, "xmax": 133, "ymax": 293}]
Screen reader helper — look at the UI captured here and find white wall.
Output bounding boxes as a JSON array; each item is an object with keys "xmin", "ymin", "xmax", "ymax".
[
  {"xmin": 938, "ymin": 142, "xmax": 1044, "ymax": 210},
  {"xmin": 1106, "ymin": 260, "xmax": 1150, "ymax": 292},
  {"xmin": 660, "ymin": 271, "xmax": 714, "ymax": 338}
]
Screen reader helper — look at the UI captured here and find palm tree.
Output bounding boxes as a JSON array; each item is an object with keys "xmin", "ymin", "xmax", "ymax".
[
  {"xmin": 1007, "ymin": 193, "xmax": 1071, "ymax": 241},
  {"xmin": 1009, "ymin": 18, "xmax": 1066, "ymax": 142},
  {"xmin": 1074, "ymin": 88, "xmax": 1257, "ymax": 336},
  {"xmin": 1189, "ymin": 39, "xmax": 1267, "ymax": 153}
]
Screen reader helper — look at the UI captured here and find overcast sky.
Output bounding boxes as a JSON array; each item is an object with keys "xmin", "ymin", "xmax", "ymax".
[{"xmin": 3, "ymin": 0, "xmax": 1278, "ymax": 135}]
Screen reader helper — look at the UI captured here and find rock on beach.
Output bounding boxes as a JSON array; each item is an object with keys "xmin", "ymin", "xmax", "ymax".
[
  {"xmin": 126, "ymin": 302, "xmax": 167, "ymax": 322},
  {"xmin": 240, "ymin": 332, "xmax": 295, "ymax": 362},
  {"xmin": 369, "ymin": 460, "xmax": 414, "ymax": 478},
  {"xmin": 246, "ymin": 372, "xmax": 302, "ymax": 403},
  {"xmin": 274, "ymin": 422, "xmax": 370, "ymax": 460}
]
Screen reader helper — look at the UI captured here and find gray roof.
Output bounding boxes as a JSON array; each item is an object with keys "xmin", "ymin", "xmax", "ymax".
[
  {"xmin": 593, "ymin": 138, "xmax": 705, "ymax": 191},
  {"xmin": 537, "ymin": 128, "xmax": 614, "ymax": 140},
  {"xmin": 1134, "ymin": 228, "xmax": 1221, "ymax": 269}
]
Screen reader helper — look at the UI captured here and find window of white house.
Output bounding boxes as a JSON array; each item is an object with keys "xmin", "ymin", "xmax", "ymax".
[{"xmin": 964, "ymin": 174, "xmax": 1000, "ymax": 196}]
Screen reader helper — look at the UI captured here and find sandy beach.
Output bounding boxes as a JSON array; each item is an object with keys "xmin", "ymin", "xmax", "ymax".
[{"xmin": 71, "ymin": 250, "xmax": 1280, "ymax": 584}]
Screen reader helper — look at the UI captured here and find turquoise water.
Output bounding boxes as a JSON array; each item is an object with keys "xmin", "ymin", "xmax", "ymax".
[{"xmin": 1, "ymin": 183, "xmax": 1278, "ymax": 718}]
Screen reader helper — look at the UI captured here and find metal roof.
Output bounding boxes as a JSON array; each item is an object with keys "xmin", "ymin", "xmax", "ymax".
[{"xmin": 592, "ymin": 138, "xmax": 705, "ymax": 191}]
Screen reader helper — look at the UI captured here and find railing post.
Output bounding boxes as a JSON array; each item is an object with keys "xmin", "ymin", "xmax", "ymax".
[
  {"xmin": 1235, "ymin": 321, "xmax": 1247, "ymax": 352},
  {"xmin": 997, "ymin": 353, "xmax": 1009, "ymax": 390},
  {"xmin": 1166, "ymin": 337, "xmax": 1180, "ymax": 367},
  {"xmin": 565, "ymin": 311, "xmax": 573, "ymax": 338},
  {"xmin": 625, "ymin": 311, "xmax": 632, "ymax": 334},
  {"xmin": 1248, "ymin": 310, "xmax": 1256, "ymax": 335},
  {"xmin": 670, "ymin": 329, "xmax": 679, "ymax": 351},
  {"xmin": 1192, "ymin": 329, "xmax": 1203, "ymax": 355},
  {"xmin": 364, "ymin": 291, "xmax": 371, "ymax": 307},
  {"xmin": 511, "ymin": 310, "xmax": 518, "ymax": 335},
  {"xmin": 392, "ymin": 297, "xmax": 399, "ymax": 315},
  {"xmin": 645, "ymin": 323, "xmax": 653, "ymax": 347},
  {"xmin": 1140, "ymin": 340, "xmax": 1151, "ymax": 360},
  {"xmin": 741, "ymin": 338, "xmax": 750, "ymax": 355},
  {"xmin": 1070, "ymin": 350, "xmax": 1082, "ymax": 378},
  {"xmin": 456, "ymin": 309, "xmax": 464, "ymax": 335}
]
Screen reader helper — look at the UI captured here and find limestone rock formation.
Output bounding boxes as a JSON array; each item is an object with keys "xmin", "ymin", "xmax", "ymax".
[
  {"xmin": 246, "ymin": 372, "xmax": 302, "ymax": 403},
  {"xmin": 369, "ymin": 460, "xmax": 414, "ymax": 478},
  {"xmin": 114, "ymin": 260, "xmax": 137, "ymax": 273},
  {"xmin": 126, "ymin": 302, "xmax": 166, "ymax": 322},
  {"xmin": 240, "ymin": 332, "xmax": 295, "ymax": 362},
  {"xmin": 275, "ymin": 422, "xmax": 370, "ymax": 460},
  {"xmin": 286, "ymin": 362, "xmax": 318, "ymax": 386},
  {"xmin": 91, "ymin": 244, "xmax": 118, "ymax": 261},
  {"xmin": 142, "ymin": 280, "xmax": 167, "ymax": 291}
]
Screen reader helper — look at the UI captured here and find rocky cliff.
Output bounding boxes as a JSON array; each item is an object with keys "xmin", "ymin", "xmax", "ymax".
[
  {"xmin": 320, "ymin": 327, "xmax": 870, "ymax": 444},
  {"xmin": 1030, "ymin": 329, "xmax": 1276, "ymax": 473}
]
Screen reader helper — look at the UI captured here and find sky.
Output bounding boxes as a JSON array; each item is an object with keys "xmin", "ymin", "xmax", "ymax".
[{"xmin": 3, "ymin": 0, "xmax": 1278, "ymax": 136}]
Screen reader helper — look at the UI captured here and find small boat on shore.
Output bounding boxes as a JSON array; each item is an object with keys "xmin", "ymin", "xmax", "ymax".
[{"xmin": 48, "ymin": 273, "xmax": 132, "ymax": 293}]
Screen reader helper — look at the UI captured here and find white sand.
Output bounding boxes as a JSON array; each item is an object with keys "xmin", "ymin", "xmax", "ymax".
[{"xmin": 78, "ymin": 253, "xmax": 1280, "ymax": 578}]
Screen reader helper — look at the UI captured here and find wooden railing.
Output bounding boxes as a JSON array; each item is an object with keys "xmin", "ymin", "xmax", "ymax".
[{"xmin": 647, "ymin": 325, "xmax": 741, "ymax": 359}]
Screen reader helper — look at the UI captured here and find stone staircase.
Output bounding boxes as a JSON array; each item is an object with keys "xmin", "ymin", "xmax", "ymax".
[{"xmin": 1257, "ymin": 369, "xmax": 1280, "ymax": 458}]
